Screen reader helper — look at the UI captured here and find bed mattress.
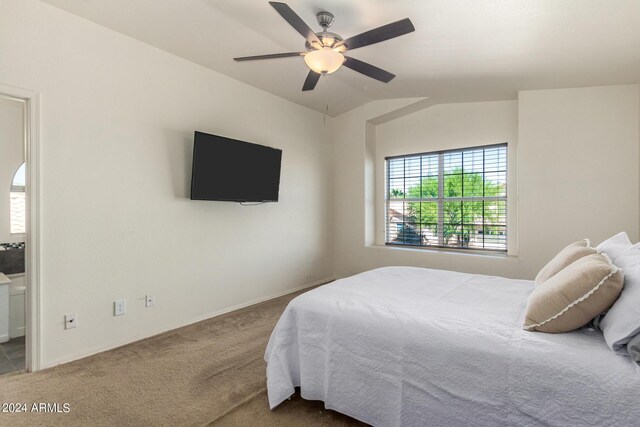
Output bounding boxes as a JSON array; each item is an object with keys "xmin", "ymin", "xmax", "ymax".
[{"xmin": 265, "ymin": 266, "xmax": 639, "ymax": 426}]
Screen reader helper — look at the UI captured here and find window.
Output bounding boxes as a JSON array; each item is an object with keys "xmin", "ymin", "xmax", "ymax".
[
  {"xmin": 10, "ymin": 162, "xmax": 26, "ymax": 234},
  {"xmin": 386, "ymin": 144, "xmax": 507, "ymax": 251}
]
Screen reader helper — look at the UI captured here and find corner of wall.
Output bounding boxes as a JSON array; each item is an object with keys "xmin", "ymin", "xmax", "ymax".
[{"xmin": 364, "ymin": 122, "xmax": 376, "ymax": 246}]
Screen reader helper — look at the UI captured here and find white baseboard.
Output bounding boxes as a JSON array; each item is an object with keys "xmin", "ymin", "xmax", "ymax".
[
  {"xmin": 41, "ymin": 276, "xmax": 334, "ymax": 370},
  {"xmin": 10, "ymin": 326, "xmax": 25, "ymax": 339},
  {"xmin": 179, "ymin": 276, "xmax": 334, "ymax": 327},
  {"xmin": 0, "ymin": 333, "xmax": 9, "ymax": 343}
]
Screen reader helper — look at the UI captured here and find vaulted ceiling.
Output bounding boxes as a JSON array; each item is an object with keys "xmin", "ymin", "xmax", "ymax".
[{"xmin": 41, "ymin": 0, "xmax": 640, "ymax": 116}]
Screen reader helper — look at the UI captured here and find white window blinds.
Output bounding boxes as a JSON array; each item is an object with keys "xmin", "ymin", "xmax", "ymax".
[{"xmin": 386, "ymin": 144, "xmax": 507, "ymax": 251}]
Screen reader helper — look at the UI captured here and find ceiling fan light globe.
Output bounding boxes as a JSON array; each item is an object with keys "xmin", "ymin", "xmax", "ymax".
[{"xmin": 304, "ymin": 48, "xmax": 344, "ymax": 74}]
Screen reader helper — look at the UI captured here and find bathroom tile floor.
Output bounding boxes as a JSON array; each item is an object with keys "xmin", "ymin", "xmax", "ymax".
[{"xmin": 0, "ymin": 336, "xmax": 25, "ymax": 375}]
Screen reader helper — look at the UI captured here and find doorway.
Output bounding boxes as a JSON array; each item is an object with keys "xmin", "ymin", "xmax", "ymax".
[{"xmin": 0, "ymin": 85, "xmax": 41, "ymax": 373}]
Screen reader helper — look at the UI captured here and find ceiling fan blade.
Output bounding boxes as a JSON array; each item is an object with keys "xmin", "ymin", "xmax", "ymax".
[
  {"xmin": 302, "ymin": 70, "xmax": 321, "ymax": 91},
  {"xmin": 269, "ymin": 2, "xmax": 321, "ymax": 46},
  {"xmin": 343, "ymin": 18, "xmax": 415, "ymax": 51},
  {"xmin": 343, "ymin": 56, "xmax": 395, "ymax": 83},
  {"xmin": 234, "ymin": 52, "xmax": 304, "ymax": 61}
]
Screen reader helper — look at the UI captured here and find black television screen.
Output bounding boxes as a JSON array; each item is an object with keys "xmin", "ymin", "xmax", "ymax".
[{"xmin": 190, "ymin": 131, "xmax": 282, "ymax": 202}]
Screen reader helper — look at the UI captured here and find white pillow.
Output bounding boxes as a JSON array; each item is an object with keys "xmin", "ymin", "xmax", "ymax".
[
  {"xmin": 596, "ymin": 232, "xmax": 633, "ymax": 261},
  {"xmin": 628, "ymin": 334, "xmax": 640, "ymax": 367},
  {"xmin": 601, "ymin": 242, "xmax": 640, "ymax": 354}
]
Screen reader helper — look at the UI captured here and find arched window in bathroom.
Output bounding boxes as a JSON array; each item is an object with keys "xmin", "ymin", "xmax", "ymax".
[{"xmin": 10, "ymin": 162, "xmax": 25, "ymax": 234}]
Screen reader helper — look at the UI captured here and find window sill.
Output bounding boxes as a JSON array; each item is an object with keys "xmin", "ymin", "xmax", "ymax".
[{"xmin": 369, "ymin": 244, "xmax": 518, "ymax": 259}]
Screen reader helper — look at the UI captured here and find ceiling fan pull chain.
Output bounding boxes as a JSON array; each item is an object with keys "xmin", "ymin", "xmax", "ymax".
[{"xmin": 324, "ymin": 76, "xmax": 329, "ymax": 124}]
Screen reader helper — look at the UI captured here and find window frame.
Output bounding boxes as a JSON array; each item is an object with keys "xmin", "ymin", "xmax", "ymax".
[{"xmin": 384, "ymin": 143, "xmax": 508, "ymax": 252}]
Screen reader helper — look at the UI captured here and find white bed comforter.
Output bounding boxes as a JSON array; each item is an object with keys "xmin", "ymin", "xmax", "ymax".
[{"xmin": 265, "ymin": 266, "xmax": 640, "ymax": 426}]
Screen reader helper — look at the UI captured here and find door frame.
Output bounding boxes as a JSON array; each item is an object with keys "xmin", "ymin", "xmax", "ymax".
[{"xmin": 0, "ymin": 84, "xmax": 41, "ymax": 371}]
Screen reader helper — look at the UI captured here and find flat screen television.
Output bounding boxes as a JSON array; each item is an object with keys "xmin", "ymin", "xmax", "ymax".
[{"xmin": 190, "ymin": 131, "xmax": 282, "ymax": 202}]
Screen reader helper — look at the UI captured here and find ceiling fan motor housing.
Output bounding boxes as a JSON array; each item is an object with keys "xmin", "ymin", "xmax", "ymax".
[{"xmin": 305, "ymin": 31, "xmax": 345, "ymax": 51}]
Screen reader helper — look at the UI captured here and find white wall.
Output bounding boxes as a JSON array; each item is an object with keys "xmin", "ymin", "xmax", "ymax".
[
  {"xmin": 518, "ymin": 85, "xmax": 639, "ymax": 278},
  {"xmin": 0, "ymin": 0, "xmax": 333, "ymax": 367},
  {"xmin": 375, "ymin": 101, "xmax": 518, "ymax": 254},
  {"xmin": 0, "ymin": 96, "xmax": 24, "ymax": 243},
  {"xmin": 333, "ymin": 85, "xmax": 639, "ymax": 281},
  {"xmin": 333, "ymin": 99, "xmax": 524, "ymax": 279}
]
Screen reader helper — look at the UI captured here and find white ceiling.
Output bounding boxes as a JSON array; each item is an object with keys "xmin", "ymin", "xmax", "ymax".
[{"xmin": 41, "ymin": 0, "xmax": 640, "ymax": 116}]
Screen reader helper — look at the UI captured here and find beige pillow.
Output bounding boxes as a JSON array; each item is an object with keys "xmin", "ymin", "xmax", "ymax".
[
  {"xmin": 524, "ymin": 253, "xmax": 624, "ymax": 333},
  {"xmin": 535, "ymin": 239, "xmax": 597, "ymax": 285}
]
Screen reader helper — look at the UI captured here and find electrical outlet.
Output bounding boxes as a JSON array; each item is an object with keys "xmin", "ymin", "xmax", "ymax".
[
  {"xmin": 145, "ymin": 294, "xmax": 155, "ymax": 307},
  {"xmin": 114, "ymin": 299, "xmax": 126, "ymax": 316},
  {"xmin": 65, "ymin": 313, "xmax": 77, "ymax": 329}
]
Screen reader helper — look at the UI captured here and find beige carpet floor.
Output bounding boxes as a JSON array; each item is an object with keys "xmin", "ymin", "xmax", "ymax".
[{"xmin": 0, "ymin": 288, "xmax": 366, "ymax": 426}]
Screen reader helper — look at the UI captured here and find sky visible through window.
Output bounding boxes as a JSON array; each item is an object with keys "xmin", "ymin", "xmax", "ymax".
[{"xmin": 12, "ymin": 162, "xmax": 25, "ymax": 187}]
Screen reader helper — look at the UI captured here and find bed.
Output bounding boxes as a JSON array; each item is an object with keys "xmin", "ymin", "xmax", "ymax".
[{"xmin": 265, "ymin": 266, "xmax": 640, "ymax": 426}]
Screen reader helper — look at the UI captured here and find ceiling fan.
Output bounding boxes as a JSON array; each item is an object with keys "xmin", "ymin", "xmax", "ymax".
[{"xmin": 234, "ymin": 2, "xmax": 415, "ymax": 91}]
